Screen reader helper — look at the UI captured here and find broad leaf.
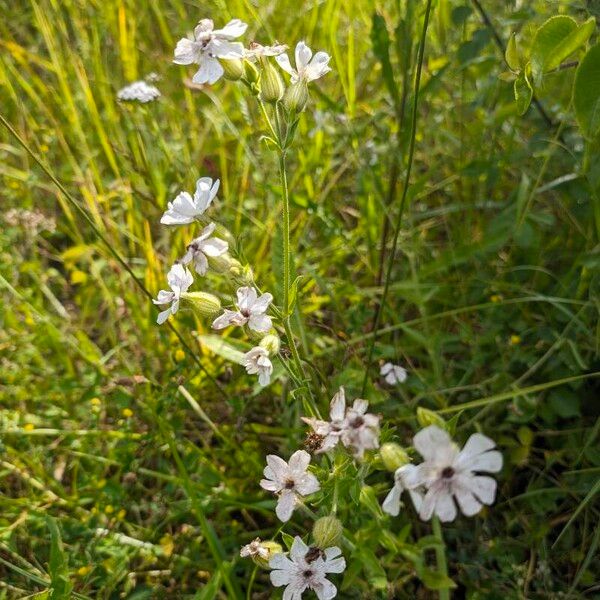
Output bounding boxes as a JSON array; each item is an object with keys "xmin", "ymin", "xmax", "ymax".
[
  {"xmin": 505, "ymin": 33, "xmax": 520, "ymax": 71},
  {"xmin": 197, "ymin": 334, "xmax": 246, "ymax": 365},
  {"xmin": 574, "ymin": 44, "xmax": 600, "ymax": 139},
  {"xmin": 514, "ymin": 71, "xmax": 533, "ymax": 115}
]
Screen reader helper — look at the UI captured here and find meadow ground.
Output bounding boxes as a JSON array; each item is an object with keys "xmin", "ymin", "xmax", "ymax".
[{"xmin": 1, "ymin": 0, "xmax": 599, "ymax": 598}]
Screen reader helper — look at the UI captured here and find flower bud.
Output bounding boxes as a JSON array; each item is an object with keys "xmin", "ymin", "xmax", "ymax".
[
  {"xmin": 209, "ymin": 253, "xmax": 242, "ymax": 274},
  {"xmin": 312, "ymin": 515, "xmax": 343, "ymax": 549},
  {"xmin": 243, "ymin": 60, "xmax": 260, "ymax": 85},
  {"xmin": 260, "ymin": 60, "xmax": 285, "ymax": 103},
  {"xmin": 254, "ymin": 541, "xmax": 283, "ymax": 569},
  {"xmin": 180, "ymin": 292, "xmax": 221, "ymax": 318},
  {"xmin": 416, "ymin": 407, "xmax": 446, "ymax": 429},
  {"xmin": 379, "ymin": 442, "xmax": 410, "ymax": 472},
  {"xmin": 219, "ymin": 58, "xmax": 244, "ymax": 81},
  {"xmin": 283, "ymin": 80, "xmax": 309, "ymax": 113},
  {"xmin": 259, "ymin": 334, "xmax": 280, "ymax": 355}
]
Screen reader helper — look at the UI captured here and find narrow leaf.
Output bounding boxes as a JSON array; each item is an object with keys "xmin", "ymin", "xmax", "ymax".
[{"xmin": 574, "ymin": 44, "xmax": 600, "ymax": 139}]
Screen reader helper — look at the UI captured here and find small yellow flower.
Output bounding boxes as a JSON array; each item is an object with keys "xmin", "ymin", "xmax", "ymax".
[
  {"xmin": 90, "ymin": 397, "xmax": 101, "ymax": 406},
  {"xmin": 23, "ymin": 423, "xmax": 35, "ymax": 431},
  {"xmin": 174, "ymin": 348, "xmax": 186, "ymax": 362},
  {"xmin": 104, "ymin": 505, "xmax": 114, "ymax": 514},
  {"xmin": 509, "ymin": 334, "xmax": 521, "ymax": 346},
  {"xmin": 77, "ymin": 565, "xmax": 92, "ymax": 576},
  {"xmin": 117, "ymin": 509, "xmax": 126, "ymax": 520},
  {"xmin": 490, "ymin": 294, "xmax": 502, "ymax": 303},
  {"xmin": 96, "ymin": 478, "xmax": 106, "ymax": 489},
  {"xmin": 122, "ymin": 408, "xmax": 133, "ymax": 418},
  {"xmin": 40, "ymin": 144, "xmax": 49, "ymax": 153}
]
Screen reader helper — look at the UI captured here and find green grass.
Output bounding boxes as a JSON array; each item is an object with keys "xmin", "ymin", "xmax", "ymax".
[{"xmin": 1, "ymin": 0, "xmax": 599, "ymax": 598}]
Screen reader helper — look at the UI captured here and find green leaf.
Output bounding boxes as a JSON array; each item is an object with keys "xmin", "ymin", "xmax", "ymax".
[
  {"xmin": 574, "ymin": 44, "xmax": 600, "ymax": 139},
  {"xmin": 46, "ymin": 516, "xmax": 73, "ymax": 599},
  {"xmin": 514, "ymin": 71, "xmax": 533, "ymax": 115},
  {"xmin": 505, "ymin": 33, "xmax": 520, "ymax": 71},
  {"xmin": 287, "ymin": 275, "xmax": 303, "ymax": 314},
  {"xmin": 197, "ymin": 334, "xmax": 246, "ymax": 365},
  {"xmin": 530, "ymin": 16, "xmax": 595, "ymax": 85},
  {"xmin": 420, "ymin": 567, "xmax": 457, "ymax": 591},
  {"xmin": 371, "ymin": 13, "xmax": 400, "ymax": 111}
]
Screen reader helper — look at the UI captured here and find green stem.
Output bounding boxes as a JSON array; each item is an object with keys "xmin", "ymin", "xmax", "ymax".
[
  {"xmin": 362, "ymin": 0, "xmax": 434, "ymax": 395},
  {"xmin": 432, "ymin": 516, "xmax": 450, "ymax": 600},
  {"xmin": 279, "ymin": 151, "xmax": 291, "ymax": 318}
]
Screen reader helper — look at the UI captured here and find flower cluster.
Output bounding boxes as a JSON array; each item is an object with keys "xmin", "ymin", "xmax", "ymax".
[{"xmin": 117, "ymin": 80, "xmax": 161, "ymax": 103}]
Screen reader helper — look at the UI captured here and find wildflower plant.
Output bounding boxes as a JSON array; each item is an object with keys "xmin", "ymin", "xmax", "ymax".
[{"xmin": 146, "ymin": 12, "xmax": 506, "ymax": 598}]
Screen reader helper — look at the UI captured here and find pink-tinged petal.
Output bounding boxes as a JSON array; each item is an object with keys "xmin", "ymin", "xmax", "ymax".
[
  {"xmin": 288, "ymin": 449, "xmax": 311, "ymax": 472},
  {"xmin": 259, "ymin": 477, "xmax": 281, "ymax": 492},
  {"xmin": 454, "ymin": 483, "xmax": 483, "ymax": 517},
  {"xmin": 350, "ymin": 399, "xmax": 368, "ymax": 415},
  {"xmin": 276, "ymin": 490, "xmax": 296, "ymax": 522},
  {"xmin": 301, "ymin": 417, "xmax": 330, "ymax": 436},
  {"xmin": 200, "ymin": 237, "xmax": 228, "ymax": 256},
  {"xmin": 295, "ymin": 41, "xmax": 312, "ymax": 70},
  {"xmin": 434, "ymin": 490, "xmax": 457, "ymax": 522},
  {"xmin": 329, "ymin": 387, "xmax": 346, "ymax": 420},
  {"xmin": 173, "ymin": 38, "xmax": 197, "ymax": 65},
  {"xmin": 470, "ymin": 475, "xmax": 497, "ymax": 505},
  {"xmin": 213, "ymin": 19, "xmax": 247, "ymax": 39},
  {"xmin": 382, "ymin": 483, "xmax": 402, "ymax": 516},
  {"xmin": 266, "ymin": 454, "xmax": 289, "ymax": 480},
  {"xmin": 413, "ymin": 425, "xmax": 453, "ymax": 462},
  {"xmin": 156, "ymin": 308, "xmax": 171, "ymax": 324},
  {"xmin": 295, "ymin": 472, "xmax": 320, "ymax": 496},
  {"xmin": 211, "ymin": 309, "xmax": 244, "ymax": 329},
  {"xmin": 290, "ymin": 536, "xmax": 309, "ymax": 561},
  {"xmin": 276, "ymin": 53, "xmax": 296, "ymax": 77},
  {"xmin": 314, "ymin": 580, "xmax": 337, "ymax": 600},
  {"xmin": 248, "ymin": 313, "xmax": 272, "ymax": 333},
  {"xmin": 317, "ymin": 434, "xmax": 340, "ymax": 453},
  {"xmin": 250, "ymin": 292, "xmax": 273, "ymax": 314}
]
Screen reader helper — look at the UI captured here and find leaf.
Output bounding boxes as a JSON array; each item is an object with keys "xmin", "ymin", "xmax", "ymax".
[
  {"xmin": 420, "ymin": 567, "xmax": 457, "ymax": 591},
  {"xmin": 46, "ymin": 516, "xmax": 73, "ymax": 599},
  {"xmin": 514, "ymin": 71, "xmax": 533, "ymax": 115},
  {"xmin": 505, "ymin": 33, "xmax": 520, "ymax": 71},
  {"xmin": 574, "ymin": 44, "xmax": 600, "ymax": 139},
  {"xmin": 197, "ymin": 334, "xmax": 246, "ymax": 365},
  {"xmin": 371, "ymin": 13, "xmax": 400, "ymax": 110},
  {"xmin": 530, "ymin": 16, "xmax": 595, "ymax": 85},
  {"xmin": 287, "ymin": 275, "xmax": 303, "ymax": 314}
]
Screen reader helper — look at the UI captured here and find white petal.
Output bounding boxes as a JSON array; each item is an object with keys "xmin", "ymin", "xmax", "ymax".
[
  {"xmin": 200, "ymin": 237, "xmax": 228, "ymax": 257},
  {"xmin": 196, "ymin": 222, "xmax": 216, "ymax": 240},
  {"xmin": 248, "ymin": 313, "xmax": 272, "ymax": 333},
  {"xmin": 413, "ymin": 425, "xmax": 454, "ymax": 462},
  {"xmin": 305, "ymin": 51, "xmax": 331, "ymax": 81},
  {"xmin": 290, "ymin": 536, "xmax": 309, "ymax": 561},
  {"xmin": 192, "ymin": 57, "xmax": 224, "ymax": 85},
  {"xmin": 211, "ymin": 309, "xmax": 245, "ymax": 329},
  {"xmin": 160, "ymin": 192, "xmax": 198, "ymax": 224},
  {"xmin": 250, "ymin": 292, "xmax": 273, "ymax": 314},
  {"xmin": 269, "ymin": 552, "xmax": 294, "ymax": 570},
  {"xmin": 350, "ymin": 399, "xmax": 368, "ymax": 415},
  {"xmin": 295, "ymin": 41, "xmax": 312, "ymax": 70},
  {"xmin": 270, "ymin": 568, "xmax": 293, "ymax": 587},
  {"xmin": 283, "ymin": 583, "xmax": 306, "ymax": 600},
  {"xmin": 194, "ymin": 19, "xmax": 214, "ymax": 37},
  {"xmin": 454, "ymin": 484, "xmax": 483, "ymax": 517},
  {"xmin": 288, "ymin": 449, "xmax": 311, "ymax": 473},
  {"xmin": 260, "ymin": 477, "xmax": 281, "ymax": 492},
  {"xmin": 276, "ymin": 490, "xmax": 296, "ymax": 522},
  {"xmin": 329, "ymin": 387, "xmax": 346, "ymax": 420},
  {"xmin": 265, "ymin": 454, "xmax": 289, "ymax": 481},
  {"xmin": 458, "ymin": 433, "xmax": 495, "ymax": 459},
  {"xmin": 276, "ymin": 53, "xmax": 296, "ymax": 78},
  {"xmin": 193, "ymin": 252, "xmax": 209, "ymax": 275},
  {"xmin": 434, "ymin": 489, "xmax": 457, "ymax": 522},
  {"xmin": 295, "ymin": 473, "xmax": 320, "ymax": 496},
  {"xmin": 194, "ymin": 177, "xmax": 214, "ymax": 211},
  {"xmin": 236, "ymin": 286, "xmax": 257, "ymax": 311},
  {"xmin": 382, "ymin": 483, "xmax": 402, "ymax": 517},
  {"xmin": 380, "ymin": 362, "xmax": 393, "ymax": 375},
  {"xmin": 213, "ymin": 19, "xmax": 247, "ymax": 39},
  {"xmin": 470, "ymin": 475, "xmax": 497, "ymax": 505},
  {"xmin": 257, "ymin": 366, "xmax": 272, "ymax": 386},
  {"xmin": 314, "ymin": 580, "xmax": 337, "ymax": 600},
  {"xmin": 173, "ymin": 38, "xmax": 197, "ymax": 65},
  {"xmin": 209, "ymin": 39, "xmax": 245, "ymax": 59},
  {"xmin": 156, "ymin": 307, "xmax": 171, "ymax": 324},
  {"xmin": 419, "ymin": 488, "xmax": 438, "ymax": 521},
  {"xmin": 153, "ymin": 290, "xmax": 173, "ymax": 305}
]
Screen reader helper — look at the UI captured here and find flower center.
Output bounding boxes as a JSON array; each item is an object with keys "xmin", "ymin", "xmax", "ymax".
[
  {"xmin": 303, "ymin": 569, "xmax": 314, "ymax": 578},
  {"xmin": 441, "ymin": 466, "xmax": 455, "ymax": 479},
  {"xmin": 350, "ymin": 416, "xmax": 364, "ymax": 428},
  {"xmin": 241, "ymin": 308, "xmax": 251, "ymax": 318},
  {"xmin": 284, "ymin": 479, "xmax": 295, "ymax": 489}
]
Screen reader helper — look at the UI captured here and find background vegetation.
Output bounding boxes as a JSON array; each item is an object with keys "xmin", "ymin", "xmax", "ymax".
[{"xmin": 1, "ymin": 0, "xmax": 599, "ymax": 598}]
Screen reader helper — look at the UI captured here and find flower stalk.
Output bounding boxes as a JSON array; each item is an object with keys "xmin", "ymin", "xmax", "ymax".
[{"xmin": 432, "ymin": 516, "xmax": 450, "ymax": 600}]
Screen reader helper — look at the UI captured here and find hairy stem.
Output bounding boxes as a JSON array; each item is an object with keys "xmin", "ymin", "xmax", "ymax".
[{"xmin": 432, "ymin": 516, "xmax": 451, "ymax": 600}]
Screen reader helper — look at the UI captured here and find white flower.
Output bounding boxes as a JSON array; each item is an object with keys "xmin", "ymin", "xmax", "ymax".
[
  {"xmin": 180, "ymin": 223, "xmax": 228, "ymax": 275},
  {"xmin": 245, "ymin": 41, "xmax": 287, "ymax": 59},
  {"xmin": 173, "ymin": 18, "xmax": 247, "ymax": 85},
  {"xmin": 269, "ymin": 536, "xmax": 345, "ymax": 600},
  {"xmin": 152, "ymin": 263, "xmax": 193, "ymax": 324},
  {"xmin": 380, "ymin": 362, "xmax": 408, "ymax": 385},
  {"xmin": 276, "ymin": 41, "xmax": 331, "ymax": 84},
  {"xmin": 160, "ymin": 177, "xmax": 220, "ymax": 225},
  {"xmin": 117, "ymin": 81, "xmax": 160, "ymax": 103},
  {"xmin": 243, "ymin": 347, "xmax": 273, "ymax": 386},
  {"xmin": 240, "ymin": 538, "xmax": 269, "ymax": 560},
  {"xmin": 340, "ymin": 398, "xmax": 381, "ymax": 459},
  {"xmin": 260, "ymin": 450, "xmax": 320, "ymax": 522},
  {"xmin": 301, "ymin": 387, "xmax": 347, "ymax": 453},
  {"xmin": 408, "ymin": 425, "xmax": 503, "ymax": 522},
  {"xmin": 381, "ymin": 464, "xmax": 424, "ymax": 517},
  {"xmin": 211, "ymin": 286, "xmax": 272, "ymax": 333}
]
